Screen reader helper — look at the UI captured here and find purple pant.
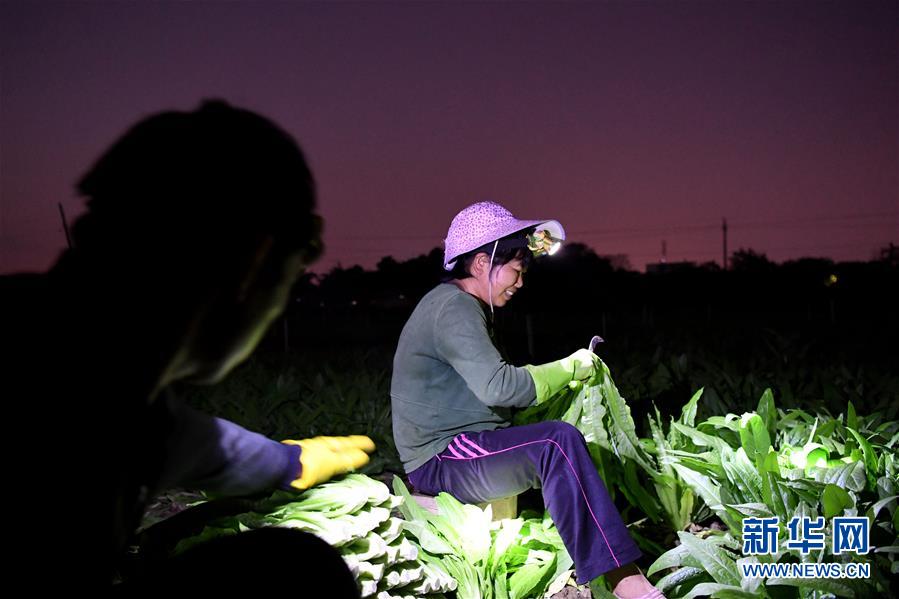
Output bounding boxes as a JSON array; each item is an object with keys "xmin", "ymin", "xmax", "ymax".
[{"xmin": 408, "ymin": 421, "xmax": 642, "ymax": 583}]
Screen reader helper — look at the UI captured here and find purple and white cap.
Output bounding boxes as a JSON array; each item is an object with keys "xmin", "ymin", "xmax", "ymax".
[{"xmin": 443, "ymin": 201, "xmax": 565, "ymax": 270}]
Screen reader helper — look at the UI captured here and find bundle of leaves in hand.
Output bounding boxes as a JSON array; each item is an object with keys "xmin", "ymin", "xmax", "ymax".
[
  {"xmin": 514, "ymin": 357, "xmax": 662, "ymax": 525},
  {"xmin": 392, "ymin": 476, "xmax": 577, "ymax": 599},
  {"xmin": 169, "ymin": 474, "xmax": 456, "ymax": 598}
]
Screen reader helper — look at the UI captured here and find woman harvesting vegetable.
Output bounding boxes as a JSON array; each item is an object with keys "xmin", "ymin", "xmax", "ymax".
[{"xmin": 391, "ymin": 201, "xmax": 664, "ymax": 599}]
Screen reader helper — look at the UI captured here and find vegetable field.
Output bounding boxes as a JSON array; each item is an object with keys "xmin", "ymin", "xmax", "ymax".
[{"xmin": 147, "ymin": 347, "xmax": 897, "ymax": 598}]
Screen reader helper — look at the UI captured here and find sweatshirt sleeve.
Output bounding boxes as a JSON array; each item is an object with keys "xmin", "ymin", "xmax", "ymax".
[
  {"xmin": 154, "ymin": 393, "xmax": 301, "ymax": 496},
  {"xmin": 433, "ymin": 293, "xmax": 536, "ymax": 408}
]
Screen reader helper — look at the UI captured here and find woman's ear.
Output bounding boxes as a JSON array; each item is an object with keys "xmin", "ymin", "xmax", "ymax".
[{"xmin": 470, "ymin": 252, "xmax": 490, "ymax": 278}]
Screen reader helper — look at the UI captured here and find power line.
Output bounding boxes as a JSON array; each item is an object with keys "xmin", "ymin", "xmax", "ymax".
[
  {"xmin": 322, "ymin": 237, "xmax": 897, "ymax": 261},
  {"xmin": 569, "ymin": 211, "xmax": 898, "ymax": 238},
  {"xmin": 324, "ymin": 211, "xmax": 899, "ymax": 243},
  {"xmin": 754, "ymin": 240, "xmax": 896, "ymax": 253},
  {"xmin": 318, "ymin": 210, "xmax": 898, "ymax": 264},
  {"xmin": 734, "ymin": 211, "xmax": 899, "ymax": 228}
]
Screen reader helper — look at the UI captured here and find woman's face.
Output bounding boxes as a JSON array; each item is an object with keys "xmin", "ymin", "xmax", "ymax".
[
  {"xmin": 487, "ymin": 258, "xmax": 526, "ymax": 307},
  {"xmin": 173, "ymin": 224, "xmax": 321, "ymax": 386}
]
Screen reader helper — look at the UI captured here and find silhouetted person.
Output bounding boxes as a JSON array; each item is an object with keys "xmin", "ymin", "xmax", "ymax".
[
  {"xmin": 2, "ymin": 101, "xmax": 369, "ymax": 594},
  {"xmin": 145, "ymin": 528, "xmax": 360, "ymax": 595}
]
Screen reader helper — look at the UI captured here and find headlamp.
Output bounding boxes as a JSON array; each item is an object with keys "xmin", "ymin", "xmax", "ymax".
[
  {"xmin": 526, "ymin": 229, "xmax": 562, "ymax": 257},
  {"xmin": 491, "ymin": 229, "xmax": 563, "ymax": 258}
]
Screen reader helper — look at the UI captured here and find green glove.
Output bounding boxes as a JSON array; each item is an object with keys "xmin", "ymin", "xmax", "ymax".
[
  {"xmin": 282, "ymin": 435, "xmax": 376, "ymax": 490},
  {"xmin": 525, "ymin": 348, "xmax": 600, "ymax": 405}
]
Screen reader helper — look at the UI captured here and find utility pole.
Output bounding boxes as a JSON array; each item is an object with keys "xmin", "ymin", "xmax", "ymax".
[
  {"xmin": 722, "ymin": 217, "xmax": 728, "ymax": 270},
  {"xmin": 661, "ymin": 240, "xmax": 667, "ymax": 264},
  {"xmin": 58, "ymin": 202, "xmax": 72, "ymax": 249}
]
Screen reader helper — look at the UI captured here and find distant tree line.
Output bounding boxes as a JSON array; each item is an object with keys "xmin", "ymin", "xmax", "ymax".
[{"xmin": 275, "ymin": 243, "xmax": 898, "ymax": 372}]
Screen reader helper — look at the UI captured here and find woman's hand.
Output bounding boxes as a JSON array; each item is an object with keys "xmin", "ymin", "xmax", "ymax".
[
  {"xmin": 560, "ymin": 348, "xmax": 601, "ymax": 381},
  {"xmin": 525, "ymin": 349, "xmax": 600, "ymax": 405},
  {"xmin": 282, "ymin": 435, "xmax": 376, "ymax": 490}
]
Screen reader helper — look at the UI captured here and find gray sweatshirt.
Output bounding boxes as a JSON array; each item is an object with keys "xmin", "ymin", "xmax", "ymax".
[{"xmin": 391, "ymin": 283, "xmax": 536, "ymax": 472}]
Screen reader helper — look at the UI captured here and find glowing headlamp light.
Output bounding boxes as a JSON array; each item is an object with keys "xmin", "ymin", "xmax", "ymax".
[{"xmin": 527, "ymin": 229, "xmax": 562, "ymax": 257}]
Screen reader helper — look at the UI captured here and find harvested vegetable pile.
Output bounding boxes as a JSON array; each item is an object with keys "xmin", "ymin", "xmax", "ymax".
[
  {"xmin": 169, "ymin": 474, "xmax": 456, "ymax": 599},
  {"xmin": 391, "ymin": 477, "xmax": 574, "ymax": 599},
  {"xmin": 157, "ymin": 471, "xmax": 577, "ymax": 599}
]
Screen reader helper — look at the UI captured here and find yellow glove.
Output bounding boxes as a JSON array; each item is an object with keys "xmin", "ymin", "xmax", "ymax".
[{"xmin": 282, "ymin": 435, "xmax": 376, "ymax": 491}]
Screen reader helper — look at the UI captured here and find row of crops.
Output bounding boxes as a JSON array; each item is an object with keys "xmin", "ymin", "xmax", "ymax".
[
  {"xmin": 513, "ymin": 363, "xmax": 898, "ymax": 597},
  {"xmin": 158, "ymin": 360, "xmax": 898, "ymax": 598}
]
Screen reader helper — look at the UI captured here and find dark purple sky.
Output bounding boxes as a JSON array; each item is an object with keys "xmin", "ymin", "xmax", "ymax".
[{"xmin": 2, "ymin": 1, "xmax": 896, "ymax": 274}]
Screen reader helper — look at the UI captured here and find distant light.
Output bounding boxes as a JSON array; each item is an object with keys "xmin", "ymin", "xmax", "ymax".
[
  {"xmin": 351, "ymin": 300, "xmax": 358, "ymax": 306},
  {"xmin": 398, "ymin": 294, "xmax": 406, "ymax": 300},
  {"xmin": 826, "ymin": 274, "xmax": 838, "ymax": 287},
  {"xmin": 548, "ymin": 242, "xmax": 561, "ymax": 256}
]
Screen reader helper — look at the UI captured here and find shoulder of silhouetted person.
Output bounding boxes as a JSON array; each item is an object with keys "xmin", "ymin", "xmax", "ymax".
[{"xmin": 1, "ymin": 271, "xmax": 56, "ymax": 373}]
